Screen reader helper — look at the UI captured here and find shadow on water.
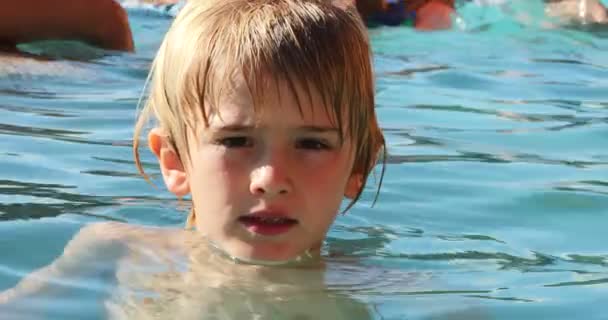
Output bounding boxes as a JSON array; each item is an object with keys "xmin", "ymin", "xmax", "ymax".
[
  {"xmin": 81, "ymin": 170, "xmax": 142, "ymax": 179},
  {"xmin": 325, "ymin": 224, "xmax": 607, "ymax": 293},
  {"xmin": 386, "ymin": 152, "xmax": 608, "ymax": 168},
  {"xmin": 384, "ymin": 65, "xmax": 450, "ymax": 77},
  {"xmin": 0, "ymin": 122, "xmax": 86, "ymax": 137},
  {"xmin": 0, "ymin": 180, "xmax": 175, "ymax": 222},
  {"xmin": 0, "ymin": 103, "xmax": 75, "ymax": 118},
  {"xmin": 530, "ymin": 58, "xmax": 607, "ymax": 69},
  {"xmin": 92, "ymin": 156, "xmax": 159, "ymax": 172},
  {"xmin": 0, "ymin": 180, "xmax": 114, "ymax": 221},
  {"xmin": 0, "ymin": 122, "xmax": 133, "ymax": 147},
  {"xmin": 555, "ymin": 180, "xmax": 608, "ymax": 196},
  {"xmin": 406, "ymin": 104, "xmax": 608, "ymax": 123},
  {"xmin": 406, "ymin": 249, "xmax": 608, "ymax": 275},
  {"xmin": 0, "ymin": 88, "xmax": 58, "ymax": 100},
  {"xmin": 544, "ymin": 277, "xmax": 608, "ymax": 288}
]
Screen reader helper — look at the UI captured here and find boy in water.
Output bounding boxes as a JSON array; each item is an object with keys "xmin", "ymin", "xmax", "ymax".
[
  {"xmin": 0, "ymin": 0, "xmax": 385, "ymax": 318},
  {"xmin": 131, "ymin": 0, "xmax": 386, "ymax": 264}
]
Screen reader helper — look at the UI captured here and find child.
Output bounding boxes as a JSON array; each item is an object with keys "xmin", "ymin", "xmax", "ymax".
[
  {"xmin": 0, "ymin": 0, "xmax": 134, "ymax": 54},
  {"xmin": 0, "ymin": 0, "xmax": 386, "ymax": 317},
  {"xmin": 131, "ymin": 0, "xmax": 386, "ymax": 264}
]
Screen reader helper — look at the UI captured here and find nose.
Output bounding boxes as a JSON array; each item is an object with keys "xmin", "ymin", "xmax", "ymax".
[{"xmin": 249, "ymin": 155, "xmax": 292, "ymax": 197}]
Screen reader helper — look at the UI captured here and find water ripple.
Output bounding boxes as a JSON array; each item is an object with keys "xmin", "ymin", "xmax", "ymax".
[
  {"xmin": 544, "ymin": 277, "xmax": 608, "ymax": 288},
  {"xmin": 386, "ymin": 153, "xmax": 608, "ymax": 168},
  {"xmin": 0, "ymin": 122, "xmax": 86, "ymax": 137},
  {"xmin": 531, "ymin": 58, "xmax": 607, "ymax": 69},
  {"xmin": 0, "ymin": 104, "xmax": 75, "ymax": 118},
  {"xmin": 0, "ymin": 179, "xmax": 111, "ymax": 220}
]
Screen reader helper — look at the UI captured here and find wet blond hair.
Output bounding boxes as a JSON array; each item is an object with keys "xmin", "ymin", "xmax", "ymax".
[{"xmin": 133, "ymin": 0, "xmax": 386, "ymax": 226}]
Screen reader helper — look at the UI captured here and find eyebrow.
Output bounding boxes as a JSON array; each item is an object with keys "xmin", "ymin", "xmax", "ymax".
[
  {"xmin": 211, "ymin": 124, "xmax": 340, "ymax": 134},
  {"xmin": 297, "ymin": 125, "xmax": 340, "ymax": 134},
  {"xmin": 210, "ymin": 124, "xmax": 254, "ymax": 132}
]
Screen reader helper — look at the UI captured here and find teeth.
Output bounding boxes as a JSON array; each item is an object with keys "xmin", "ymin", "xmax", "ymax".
[
  {"xmin": 239, "ymin": 215, "xmax": 295, "ymax": 224},
  {"xmin": 260, "ymin": 217, "xmax": 286, "ymax": 223}
]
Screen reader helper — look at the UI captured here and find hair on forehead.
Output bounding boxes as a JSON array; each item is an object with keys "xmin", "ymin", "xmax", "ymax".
[{"xmin": 171, "ymin": 0, "xmax": 372, "ymax": 135}]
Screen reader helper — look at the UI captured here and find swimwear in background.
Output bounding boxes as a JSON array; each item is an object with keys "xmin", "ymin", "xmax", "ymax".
[
  {"xmin": 367, "ymin": 0, "xmax": 416, "ymax": 26},
  {"xmin": 361, "ymin": 0, "xmax": 456, "ymax": 28}
]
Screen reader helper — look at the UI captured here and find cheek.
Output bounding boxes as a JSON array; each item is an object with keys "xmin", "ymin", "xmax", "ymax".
[
  {"xmin": 295, "ymin": 153, "xmax": 352, "ymax": 192},
  {"xmin": 189, "ymin": 149, "xmax": 249, "ymax": 191}
]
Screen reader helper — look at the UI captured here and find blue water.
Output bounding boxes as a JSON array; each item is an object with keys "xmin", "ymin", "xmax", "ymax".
[{"xmin": 1, "ymin": 1, "xmax": 607, "ymax": 319}]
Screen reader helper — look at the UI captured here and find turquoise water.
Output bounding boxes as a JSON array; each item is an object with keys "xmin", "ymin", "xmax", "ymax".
[{"xmin": 1, "ymin": 2, "xmax": 607, "ymax": 319}]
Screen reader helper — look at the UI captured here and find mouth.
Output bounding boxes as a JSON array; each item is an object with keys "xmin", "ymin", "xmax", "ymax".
[{"xmin": 238, "ymin": 213, "xmax": 298, "ymax": 236}]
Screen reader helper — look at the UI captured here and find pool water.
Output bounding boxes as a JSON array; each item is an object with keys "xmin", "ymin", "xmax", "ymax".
[{"xmin": 1, "ymin": 1, "xmax": 607, "ymax": 319}]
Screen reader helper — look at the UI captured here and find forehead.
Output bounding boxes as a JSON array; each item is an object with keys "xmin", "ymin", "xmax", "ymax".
[{"xmin": 207, "ymin": 73, "xmax": 339, "ymax": 127}]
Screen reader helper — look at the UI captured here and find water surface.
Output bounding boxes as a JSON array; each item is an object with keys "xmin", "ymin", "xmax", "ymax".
[{"xmin": 0, "ymin": 1, "xmax": 607, "ymax": 319}]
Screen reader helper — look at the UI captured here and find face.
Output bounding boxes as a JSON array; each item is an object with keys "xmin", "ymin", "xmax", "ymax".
[{"xmin": 152, "ymin": 76, "xmax": 361, "ymax": 262}]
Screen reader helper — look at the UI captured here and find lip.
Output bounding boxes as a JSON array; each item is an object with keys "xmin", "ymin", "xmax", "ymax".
[
  {"xmin": 247, "ymin": 209, "xmax": 290, "ymax": 218},
  {"xmin": 238, "ymin": 210, "xmax": 298, "ymax": 236}
]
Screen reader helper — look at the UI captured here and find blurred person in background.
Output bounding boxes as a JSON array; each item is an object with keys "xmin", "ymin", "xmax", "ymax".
[{"xmin": 1, "ymin": 0, "xmax": 606, "ymax": 58}]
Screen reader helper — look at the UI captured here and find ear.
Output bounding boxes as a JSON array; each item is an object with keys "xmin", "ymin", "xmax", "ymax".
[
  {"xmin": 344, "ymin": 173, "xmax": 363, "ymax": 199},
  {"xmin": 148, "ymin": 128, "xmax": 190, "ymax": 197}
]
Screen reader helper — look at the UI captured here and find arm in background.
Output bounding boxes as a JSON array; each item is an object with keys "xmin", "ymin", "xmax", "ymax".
[
  {"xmin": 0, "ymin": 0, "xmax": 134, "ymax": 52},
  {"xmin": 414, "ymin": 0, "xmax": 456, "ymax": 30}
]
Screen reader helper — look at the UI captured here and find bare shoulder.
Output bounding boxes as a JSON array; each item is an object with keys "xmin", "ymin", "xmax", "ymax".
[
  {"xmin": 72, "ymin": 221, "xmax": 150, "ymax": 240},
  {"xmin": 0, "ymin": 222, "xmax": 184, "ymax": 305},
  {"xmin": 63, "ymin": 221, "xmax": 139, "ymax": 251},
  {"xmin": 69, "ymin": 221, "xmax": 185, "ymax": 251},
  {"xmin": 0, "ymin": 222, "xmax": 130, "ymax": 304}
]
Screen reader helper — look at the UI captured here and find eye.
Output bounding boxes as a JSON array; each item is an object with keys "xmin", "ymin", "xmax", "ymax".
[
  {"xmin": 296, "ymin": 138, "xmax": 331, "ymax": 150},
  {"xmin": 216, "ymin": 136, "xmax": 253, "ymax": 148}
]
